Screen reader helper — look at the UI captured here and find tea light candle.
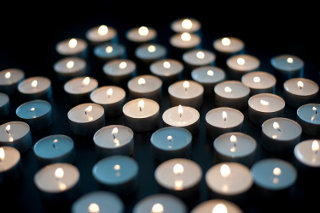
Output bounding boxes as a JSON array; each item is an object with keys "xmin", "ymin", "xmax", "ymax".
[
  {"xmin": 90, "ymin": 86, "xmax": 126, "ymax": 117},
  {"xmin": 169, "ymin": 32, "xmax": 201, "ymax": 58},
  {"xmin": 123, "ymin": 98, "xmax": 160, "ymax": 132},
  {"xmin": 191, "ymin": 199, "xmax": 243, "ymax": 213},
  {"xmin": 297, "ymin": 103, "xmax": 320, "ymax": 137},
  {"xmin": 154, "ymin": 158, "xmax": 202, "ymax": 199},
  {"xmin": 191, "ymin": 66, "xmax": 226, "ymax": 94},
  {"xmin": 150, "ymin": 127, "xmax": 192, "ymax": 161},
  {"xmin": 85, "ymin": 25, "xmax": 118, "ymax": 46},
  {"xmin": 205, "ymin": 162, "xmax": 253, "ymax": 201},
  {"xmin": 214, "ymin": 80, "xmax": 250, "ymax": 110},
  {"xmin": 0, "ymin": 68, "xmax": 25, "ymax": 95},
  {"xmin": 226, "ymin": 54, "xmax": 260, "ymax": 80},
  {"xmin": 16, "ymin": 99, "xmax": 52, "ymax": 131},
  {"xmin": 182, "ymin": 49, "xmax": 216, "ymax": 71},
  {"xmin": 33, "ymin": 135, "xmax": 75, "ymax": 165},
  {"xmin": 294, "ymin": 139, "xmax": 320, "ymax": 169},
  {"xmin": 93, "ymin": 125, "xmax": 134, "ymax": 157},
  {"xmin": 205, "ymin": 107, "xmax": 244, "ymax": 140},
  {"xmin": 135, "ymin": 43, "xmax": 167, "ymax": 64},
  {"xmin": 92, "ymin": 155, "xmax": 139, "ymax": 195},
  {"xmin": 283, "ymin": 78, "xmax": 319, "ymax": 108},
  {"xmin": 56, "ymin": 38, "xmax": 88, "ymax": 57},
  {"xmin": 18, "ymin": 76, "xmax": 52, "ymax": 101},
  {"xmin": 261, "ymin": 117, "xmax": 302, "ymax": 153},
  {"xmin": 271, "ymin": 54, "xmax": 304, "ymax": 81},
  {"xmin": 162, "ymin": 105, "xmax": 200, "ymax": 134},
  {"xmin": 93, "ymin": 43, "xmax": 126, "ymax": 62},
  {"xmin": 128, "ymin": 74, "xmax": 162, "ymax": 101},
  {"xmin": 133, "ymin": 193, "xmax": 187, "ymax": 213},
  {"xmin": 170, "ymin": 18, "xmax": 201, "ymax": 34},
  {"xmin": 0, "ymin": 121, "xmax": 32, "ymax": 152},
  {"xmin": 64, "ymin": 76, "xmax": 98, "ymax": 105},
  {"xmin": 71, "ymin": 191, "xmax": 124, "ymax": 213},
  {"xmin": 168, "ymin": 80, "xmax": 204, "ymax": 109},
  {"xmin": 213, "ymin": 132, "xmax": 257, "ymax": 166},
  {"xmin": 103, "ymin": 59, "xmax": 136, "ymax": 85},
  {"xmin": 0, "ymin": 92, "xmax": 10, "ymax": 119},
  {"xmin": 241, "ymin": 71, "xmax": 276, "ymax": 95},
  {"xmin": 53, "ymin": 57, "xmax": 87, "ymax": 81},
  {"xmin": 126, "ymin": 26, "xmax": 157, "ymax": 45},
  {"xmin": 150, "ymin": 59, "xmax": 184, "ymax": 83},
  {"xmin": 67, "ymin": 103, "xmax": 105, "ymax": 136},
  {"xmin": 34, "ymin": 163, "xmax": 80, "ymax": 202},
  {"xmin": 0, "ymin": 146, "xmax": 21, "ymax": 184},
  {"xmin": 248, "ymin": 93, "xmax": 285, "ymax": 125},
  {"xmin": 213, "ymin": 37, "xmax": 245, "ymax": 56}
]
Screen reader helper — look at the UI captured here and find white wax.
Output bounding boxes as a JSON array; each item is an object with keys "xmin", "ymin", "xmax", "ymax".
[
  {"xmin": 123, "ymin": 98, "xmax": 159, "ymax": 119},
  {"xmin": 53, "ymin": 57, "xmax": 86, "ymax": 77},
  {"xmin": 150, "ymin": 59, "xmax": 184, "ymax": 79},
  {"xmin": 18, "ymin": 76, "xmax": 51, "ymax": 95},
  {"xmin": 169, "ymin": 33, "xmax": 201, "ymax": 49},
  {"xmin": 170, "ymin": 17, "xmax": 201, "ymax": 33},
  {"xmin": 128, "ymin": 74, "xmax": 162, "ymax": 97},
  {"xmin": 294, "ymin": 139, "xmax": 320, "ymax": 167},
  {"xmin": 284, "ymin": 78, "xmax": 319, "ymax": 96},
  {"xmin": 86, "ymin": 25, "xmax": 117, "ymax": 43},
  {"xmin": 182, "ymin": 49, "xmax": 216, "ymax": 67},
  {"xmin": 0, "ymin": 93, "xmax": 9, "ymax": 115},
  {"xmin": 135, "ymin": 43, "xmax": 167, "ymax": 61},
  {"xmin": 248, "ymin": 93, "xmax": 285, "ymax": 113},
  {"xmin": 227, "ymin": 54, "xmax": 260, "ymax": 72},
  {"xmin": 68, "ymin": 103, "xmax": 104, "ymax": 123},
  {"xmin": 206, "ymin": 107, "xmax": 244, "ymax": 128},
  {"xmin": 162, "ymin": 106, "xmax": 200, "ymax": 128},
  {"xmin": 103, "ymin": 59, "xmax": 136, "ymax": 79},
  {"xmin": 214, "ymin": 80, "xmax": 250, "ymax": 99},
  {"xmin": 0, "ymin": 146, "xmax": 20, "ymax": 173},
  {"xmin": 94, "ymin": 43, "xmax": 125, "ymax": 60},
  {"xmin": 90, "ymin": 86, "xmax": 126, "ymax": 106},
  {"xmin": 191, "ymin": 199, "xmax": 243, "ymax": 213},
  {"xmin": 56, "ymin": 38, "xmax": 87, "ymax": 56},
  {"xmin": 297, "ymin": 103, "xmax": 320, "ymax": 125},
  {"xmin": 126, "ymin": 26, "xmax": 157, "ymax": 43},
  {"xmin": 34, "ymin": 163, "xmax": 80, "ymax": 193},
  {"xmin": 213, "ymin": 37, "xmax": 245, "ymax": 54},
  {"xmin": 191, "ymin": 66, "xmax": 226, "ymax": 85},
  {"xmin": 64, "ymin": 76, "xmax": 98, "ymax": 95},
  {"xmin": 0, "ymin": 121, "xmax": 30, "ymax": 143},
  {"xmin": 0, "ymin": 68, "xmax": 25, "ymax": 87},
  {"xmin": 271, "ymin": 54, "xmax": 304, "ymax": 72},
  {"xmin": 241, "ymin": 71, "xmax": 276, "ymax": 92}
]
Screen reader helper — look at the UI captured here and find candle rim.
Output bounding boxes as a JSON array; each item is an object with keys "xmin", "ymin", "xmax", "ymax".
[
  {"xmin": 294, "ymin": 139, "xmax": 320, "ymax": 167},
  {"xmin": 284, "ymin": 78, "xmax": 319, "ymax": 96},
  {"xmin": 0, "ymin": 146, "xmax": 20, "ymax": 172},
  {"xmin": 0, "ymin": 68, "xmax": 25, "ymax": 85},
  {"xmin": 248, "ymin": 93, "xmax": 285, "ymax": 113},
  {"xmin": 68, "ymin": 103, "xmax": 104, "ymax": 123},
  {"xmin": 18, "ymin": 76, "xmax": 51, "ymax": 94},
  {"xmin": 170, "ymin": 17, "xmax": 201, "ymax": 33}
]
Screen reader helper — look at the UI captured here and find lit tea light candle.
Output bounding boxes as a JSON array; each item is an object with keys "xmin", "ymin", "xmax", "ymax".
[
  {"xmin": 92, "ymin": 155, "xmax": 139, "ymax": 195},
  {"xmin": 191, "ymin": 199, "xmax": 243, "ymax": 213},
  {"xmin": 135, "ymin": 43, "xmax": 167, "ymax": 65},
  {"xmin": 86, "ymin": 24, "xmax": 118, "ymax": 46},
  {"xmin": 126, "ymin": 26, "xmax": 157, "ymax": 44},
  {"xmin": 90, "ymin": 86, "xmax": 126, "ymax": 117},
  {"xmin": 103, "ymin": 59, "xmax": 136, "ymax": 85},
  {"xmin": 213, "ymin": 37, "xmax": 245, "ymax": 56},
  {"xmin": 283, "ymin": 78, "xmax": 319, "ymax": 108},
  {"xmin": 169, "ymin": 32, "xmax": 201, "ymax": 58},
  {"xmin": 168, "ymin": 80, "xmax": 204, "ymax": 109},
  {"xmin": 271, "ymin": 54, "xmax": 304, "ymax": 82},
  {"xmin": 18, "ymin": 76, "xmax": 52, "ymax": 101},
  {"xmin": 0, "ymin": 68, "xmax": 25, "ymax": 95},
  {"xmin": 123, "ymin": 98, "xmax": 160, "ymax": 132},
  {"xmin": 170, "ymin": 17, "xmax": 201, "ymax": 34},
  {"xmin": 68, "ymin": 103, "xmax": 105, "ymax": 136},
  {"xmin": 182, "ymin": 49, "xmax": 216, "ymax": 71},
  {"xmin": 213, "ymin": 132, "xmax": 257, "ymax": 166},
  {"xmin": 71, "ymin": 191, "xmax": 124, "ymax": 213},
  {"xmin": 241, "ymin": 71, "xmax": 276, "ymax": 95},
  {"xmin": 248, "ymin": 93, "xmax": 285, "ymax": 125},
  {"xmin": 150, "ymin": 59, "xmax": 184, "ymax": 83},
  {"xmin": 0, "ymin": 92, "xmax": 10, "ymax": 119},
  {"xmin": 150, "ymin": 127, "xmax": 192, "ymax": 161},
  {"xmin": 261, "ymin": 117, "xmax": 302, "ymax": 153},
  {"xmin": 0, "ymin": 146, "xmax": 21, "ymax": 184},
  {"xmin": 56, "ymin": 38, "xmax": 88, "ymax": 57},
  {"xmin": 214, "ymin": 80, "xmax": 250, "ymax": 110},
  {"xmin": 33, "ymin": 135, "xmax": 75, "ymax": 165},
  {"xmin": 294, "ymin": 139, "xmax": 320, "ymax": 171},
  {"xmin": 226, "ymin": 54, "xmax": 260, "ymax": 80},
  {"xmin": 155, "ymin": 158, "xmax": 202, "ymax": 199},
  {"xmin": 162, "ymin": 105, "xmax": 200, "ymax": 134},
  {"xmin": 205, "ymin": 162, "xmax": 253, "ymax": 201},
  {"xmin": 205, "ymin": 107, "xmax": 244, "ymax": 140},
  {"xmin": 191, "ymin": 66, "xmax": 226, "ymax": 94},
  {"xmin": 0, "ymin": 121, "xmax": 32, "ymax": 152},
  {"xmin": 133, "ymin": 193, "xmax": 187, "ymax": 213},
  {"xmin": 16, "ymin": 99, "xmax": 53, "ymax": 131},
  {"xmin": 93, "ymin": 43, "xmax": 126, "ymax": 63},
  {"xmin": 53, "ymin": 57, "xmax": 87, "ymax": 81},
  {"xmin": 297, "ymin": 103, "xmax": 320, "ymax": 136},
  {"xmin": 93, "ymin": 125, "xmax": 134, "ymax": 157}
]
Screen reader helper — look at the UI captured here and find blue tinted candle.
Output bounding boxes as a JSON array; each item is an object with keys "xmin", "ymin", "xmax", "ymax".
[
  {"xmin": 297, "ymin": 103, "xmax": 320, "ymax": 137},
  {"xmin": 0, "ymin": 92, "xmax": 10, "ymax": 119}
]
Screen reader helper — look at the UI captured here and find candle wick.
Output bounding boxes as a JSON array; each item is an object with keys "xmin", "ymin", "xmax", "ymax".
[
  {"xmin": 53, "ymin": 143, "xmax": 56, "ymax": 149},
  {"xmin": 139, "ymin": 107, "xmax": 142, "ymax": 112},
  {"xmin": 184, "ymin": 87, "xmax": 188, "ymax": 92},
  {"xmin": 179, "ymin": 112, "xmax": 182, "ymax": 118},
  {"xmin": 113, "ymin": 134, "xmax": 116, "ymax": 139}
]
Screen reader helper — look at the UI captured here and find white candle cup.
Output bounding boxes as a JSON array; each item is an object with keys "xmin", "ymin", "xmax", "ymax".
[
  {"xmin": 103, "ymin": 59, "xmax": 136, "ymax": 86},
  {"xmin": 56, "ymin": 38, "xmax": 88, "ymax": 58},
  {"xmin": 241, "ymin": 71, "xmax": 276, "ymax": 95},
  {"xmin": 0, "ymin": 68, "xmax": 25, "ymax": 95},
  {"xmin": 191, "ymin": 66, "xmax": 226, "ymax": 95},
  {"xmin": 16, "ymin": 99, "xmax": 53, "ymax": 131},
  {"xmin": 150, "ymin": 59, "xmax": 184, "ymax": 84},
  {"xmin": 271, "ymin": 54, "xmax": 304, "ymax": 82},
  {"xmin": 297, "ymin": 103, "xmax": 320, "ymax": 137},
  {"xmin": 170, "ymin": 17, "xmax": 201, "ymax": 34},
  {"xmin": 34, "ymin": 163, "xmax": 80, "ymax": 203},
  {"xmin": 53, "ymin": 57, "xmax": 87, "ymax": 82},
  {"xmin": 0, "ymin": 146, "xmax": 22, "ymax": 184},
  {"xmin": 168, "ymin": 80, "xmax": 204, "ymax": 109},
  {"xmin": 68, "ymin": 103, "xmax": 105, "ymax": 136},
  {"xmin": 85, "ymin": 25, "xmax": 118, "ymax": 46},
  {"xmin": 226, "ymin": 54, "xmax": 260, "ymax": 80},
  {"xmin": 122, "ymin": 98, "xmax": 160, "ymax": 132},
  {"xmin": 182, "ymin": 49, "xmax": 216, "ymax": 74},
  {"xmin": 162, "ymin": 105, "xmax": 200, "ymax": 135},
  {"xmin": 248, "ymin": 93, "xmax": 285, "ymax": 125},
  {"xmin": 135, "ymin": 43, "xmax": 167, "ymax": 65},
  {"xmin": 133, "ymin": 193, "xmax": 187, "ymax": 213},
  {"xmin": 150, "ymin": 127, "xmax": 192, "ymax": 162},
  {"xmin": 71, "ymin": 191, "xmax": 124, "ymax": 213},
  {"xmin": 0, "ymin": 121, "xmax": 32, "ymax": 152},
  {"xmin": 90, "ymin": 86, "xmax": 126, "ymax": 118},
  {"xmin": 18, "ymin": 76, "xmax": 52, "ymax": 101},
  {"xmin": 64, "ymin": 76, "xmax": 98, "ymax": 106},
  {"xmin": 205, "ymin": 162, "xmax": 253, "ymax": 203},
  {"xmin": 205, "ymin": 107, "xmax": 244, "ymax": 141},
  {"xmin": 213, "ymin": 132, "xmax": 257, "ymax": 167},
  {"xmin": 0, "ymin": 92, "xmax": 10, "ymax": 119},
  {"xmin": 128, "ymin": 74, "xmax": 162, "ymax": 101},
  {"xmin": 191, "ymin": 199, "xmax": 243, "ymax": 213},
  {"xmin": 214, "ymin": 80, "xmax": 250, "ymax": 110},
  {"xmin": 169, "ymin": 32, "xmax": 201, "ymax": 59},
  {"xmin": 261, "ymin": 117, "xmax": 302, "ymax": 154},
  {"xmin": 93, "ymin": 43, "xmax": 126, "ymax": 64},
  {"xmin": 213, "ymin": 37, "xmax": 245, "ymax": 56},
  {"xmin": 33, "ymin": 135, "xmax": 75, "ymax": 165},
  {"xmin": 154, "ymin": 158, "xmax": 202, "ymax": 200},
  {"xmin": 92, "ymin": 155, "xmax": 139, "ymax": 195},
  {"xmin": 283, "ymin": 78, "xmax": 319, "ymax": 108},
  {"xmin": 93, "ymin": 125, "xmax": 134, "ymax": 157}
]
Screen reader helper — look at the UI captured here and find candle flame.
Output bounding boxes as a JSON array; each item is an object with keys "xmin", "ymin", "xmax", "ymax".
[
  {"xmin": 287, "ymin": 57, "xmax": 294, "ymax": 64},
  {"xmin": 221, "ymin": 37, "xmax": 231, "ymax": 46},
  {"xmin": 82, "ymin": 77, "xmax": 90, "ymax": 86},
  {"xmin": 66, "ymin": 60, "xmax": 75, "ymax": 69},
  {"xmin": 220, "ymin": 164, "xmax": 231, "ymax": 178},
  {"xmin": 147, "ymin": 45, "xmax": 156, "ymax": 53},
  {"xmin": 273, "ymin": 167, "xmax": 281, "ymax": 176},
  {"xmin": 5, "ymin": 124, "xmax": 11, "ymax": 134},
  {"xmin": 58, "ymin": 182, "xmax": 67, "ymax": 191},
  {"xmin": 119, "ymin": 61, "xmax": 127, "ymax": 69},
  {"xmin": 85, "ymin": 105, "xmax": 93, "ymax": 115},
  {"xmin": 88, "ymin": 203, "xmax": 100, "ymax": 213},
  {"xmin": 183, "ymin": 80, "xmax": 190, "ymax": 91},
  {"xmin": 237, "ymin": 57, "xmax": 245, "ymax": 65},
  {"xmin": 138, "ymin": 77, "xmax": 146, "ymax": 85},
  {"xmin": 297, "ymin": 81, "xmax": 304, "ymax": 89},
  {"xmin": 174, "ymin": 180, "xmax": 184, "ymax": 190},
  {"xmin": 30, "ymin": 107, "xmax": 35, "ymax": 112},
  {"xmin": 112, "ymin": 127, "xmax": 119, "ymax": 135},
  {"xmin": 98, "ymin": 25, "xmax": 109, "ymax": 36},
  {"xmin": 253, "ymin": 76, "xmax": 261, "ymax": 83},
  {"xmin": 181, "ymin": 32, "xmax": 191, "ymax": 41},
  {"xmin": 114, "ymin": 164, "xmax": 120, "ymax": 171},
  {"xmin": 152, "ymin": 203, "xmax": 164, "ymax": 213},
  {"xmin": 196, "ymin": 51, "xmax": 205, "ymax": 59},
  {"xmin": 55, "ymin": 168, "xmax": 64, "ymax": 179},
  {"xmin": 181, "ymin": 18, "xmax": 192, "ymax": 30},
  {"xmin": 105, "ymin": 46, "xmax": 113, "ymax": 53},
  {"xmin": 167, "ymin": 135, "xmax": 173, "ymax": 141},
  {"xmin": 68, "ymin": 38, "xmax": 77, "ymax": 48},
  {"xmin": 313, "ymin": 106, "xmax": 317, "ymax": 114},
  {"xmin": 260, "ymin": 99, "xmax": 269, "ymax": 106},
  {"xmin": 173, "ymin": 163, "xmax": 184, "ymax": 175},
  {"xmin": 138, "ymin": 26, "xmax": 149, "ymax": 36},
  {"xmin": 113, "ymin": 138, "xmax": 120, "ymax": 147},
  {"xmin": 31, "ymin": 80, "xmax": 38, "ymax": 88},
  {"xmin": 163, "ymin": 61, "xmax": 171, "ymax": 69},
  {"xmin": 230, "ymin": 135, "xmax": 237, "ymax": 143},
  {"xmin": 224, "ymin": 86, "xmax": 232, "ymax": 93},
  {"xmin": 273, "ymin": 121, "xmax": 280, "ymax": 131},
  {"xmin": 222, "ymin": 111, "xmax": 227, "ymax": 121},
  {"xmin": 4, "ymin": 72, "xmax": 11, "ymax": 79},
  {"xmin": 0, "ymin": 147, "xmax": 5, "ymax": 161},
  {"xmin": 138, "ymin": 99, "xmax": 144, "ymax": 111},
  {"xmin": 178, "ymin": 105, "xmax": 183, "ymax": 118},
  {"xmin": 212, "ymin": 203, "xmax": 228, "ymax": 213},
  {"xmin": 312, "ymin": 140, "xmax": 319, "ymax": 153},
  {"xmin": 207, "ymin": 70, "xmax": 214, "ymax": 76},
  {"xmin": 107, "ymin": 88, "xmax": 113, "ymax": 97}
]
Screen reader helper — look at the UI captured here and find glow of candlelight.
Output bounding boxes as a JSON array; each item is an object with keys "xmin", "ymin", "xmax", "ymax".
[
  {"xmin": 196, "ymin": 51, "xmax": 205, "ymax": 59},
  {"xmin": 181, "ymin": 19, "xmax": 192, "ymax": 30},
  {"xmin": 220, "ymin": 164, "xmax": 231, "ymax": 178},
  {"xmin": 173, "ymin": 163, "xmax": 184, "ymax": 175},
  {"xmin": 151, "ymin": 203, "xmax": 164, "ymax": 213},
  {"xmin": 68, "ymin": 38, "xmax": 77, "ymax": 48},
  {"xmin": 4, "ymin": 72, "xmax": 11, "ymax": 79},
  {"xmin": 105, "ymin": 46, "xmax": 113, "ymax": 53},
  {"xmin": 107, "ymin": 88, "xmax": 113, "ymax": 98},
  {"xmin": 88, "ymin": 203, "xmax": 100, "ymax": 213},
  {"xmin": 224, "ymin": 86, "xmax": 232, "ymax": 93},
  {"xmin": 181, "ymin": 32, "xmax": 191, "ymax": 41},
  {"xmin": 31, "ymin": 80, "xmax": 38, "ymax": 88},
  {"xmin": 82, "ymin": 77, "xmax": 90, "ymax": 86},
  {"xmin": 253, "ymin": 76, "xmax": 261, "ymax": 83},
  {"xmin": 138, "ymin": 77, "xmax": 146, "ymax": 86},
  {"xmin": 66, "ymin": 60, "xmax": 74, "ymax": 69},
  {"xmin": 163, "ymin": 61, "xmax": 171, "ymax": 69},
  {"xmin": 260, "ymin": 99, "xmax": 269, "ymax": 106},
  {"xmin": 55, "ymin": 168, "xmax": 64, "ymax": 179},
  {"xmin": 147, "ymin": 45, "xmax": 156, "ymax": 53},
  {"xmin": 297, "ymin": 81, "xmax": 304, "ymax": 89},
  {"xmin": 312, "ymin": 140, "xmax": 319, "ymax": 154},
  {"xmin": 183, "ymin": 81, "xmax": 190, "ymax": 92},
  {"xmin": 222, "ymin": 111, "xmax": 227, "ymax": 121},
  {"xmin": 119, "ymin": 61, "xmax": 127, "ymax": 69},
  {"xmin": 178, "ymin": 105, "xmax": 183, "ymax": 118},
  {"xmin": 98, "ymin": 25, "xmax": 108, "ymax": 36},
  {"xmin": 221, "ymin": 37, "xmax": 231, "ymax": 46},
  {"xmin": 207, "ymin": 70, "xmax": 214, "ymax": 76},
  {"xmin": 212, "ymin": 203, "xmax": 228, "ymax": 213},
  {"xmin": 237, "ymin": 57, "xmax": 245, "ymax": 65},
  {"xmin": 138, "ymin": 99, "xmax": 144, "ymax": 111},
  {"xmin": 287, "ymin": 57, "xmax": 294, "ymax": 64},
  {"xmin": 0, "ymin": 148, "xmax": 5, "ymax": 161},
  {"xmin": 138, "ymin": 26, "xmax": 149, "ymax": 36},
  {"xmin": 273, "ymin": 121, "xmax": 281, "ymax": 131}
]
